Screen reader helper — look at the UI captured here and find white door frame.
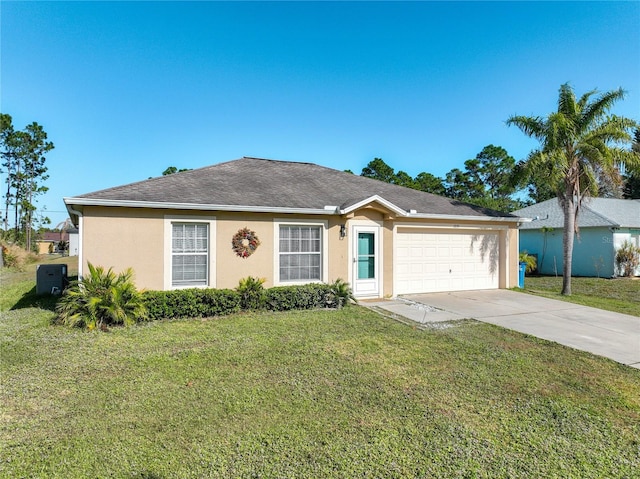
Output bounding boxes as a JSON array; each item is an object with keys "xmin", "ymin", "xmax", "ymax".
[{"xmin": 350, "ymin": 224, "xmax": 382, "ymax": 298}]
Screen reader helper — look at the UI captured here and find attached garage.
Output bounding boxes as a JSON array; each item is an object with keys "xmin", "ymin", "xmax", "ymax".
[{"xmin": 395, "ymin": 228, "xmax": 500, "ymax": 294}]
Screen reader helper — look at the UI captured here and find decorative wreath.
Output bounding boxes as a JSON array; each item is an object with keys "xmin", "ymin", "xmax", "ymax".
[{"xmin": 232, "ymin": 227, "xmax": 261, "ymax": 258}]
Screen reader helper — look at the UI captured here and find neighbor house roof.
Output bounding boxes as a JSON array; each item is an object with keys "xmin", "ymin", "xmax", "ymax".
[
  {"xmin": 37, "ymin": 231, "xmax": 67, "ymax": 242},
  {"xmin": 65, "ymin": 157, "xmax": 523, "ymax": 223},
  {"xmin": 514, "ymin": 198, "xmax": 640, "ymax": 230}
]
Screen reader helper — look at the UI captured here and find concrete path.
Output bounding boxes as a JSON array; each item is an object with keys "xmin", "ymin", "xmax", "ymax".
[{"xmin": 366, "ymin": 290, "xmax": 640, "ymax": 369}]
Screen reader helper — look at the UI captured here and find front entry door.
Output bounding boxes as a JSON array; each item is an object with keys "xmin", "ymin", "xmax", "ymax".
[{"xmin": 352, "ymin": 226, "xmax": 380, "ymax": 297}]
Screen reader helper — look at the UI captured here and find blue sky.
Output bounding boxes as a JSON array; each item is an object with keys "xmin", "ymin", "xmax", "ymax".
[{"xmin": 2, "ymin": 1, "xmax": 638, "ymax": 227}]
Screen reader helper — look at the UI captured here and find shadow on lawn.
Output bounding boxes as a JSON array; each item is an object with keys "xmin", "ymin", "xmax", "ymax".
[
  {"xmin": 10, "ymin": 285, "xmax": 59, "ymax": 311},
  {"xmin": 9, "ymin": 275, "xmax": 78, "ymax": 312}
]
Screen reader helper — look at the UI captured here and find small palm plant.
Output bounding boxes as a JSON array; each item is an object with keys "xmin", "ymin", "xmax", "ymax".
[
  {"xmin": 236, "ymin": 276, "xmax": 266, "ymax": 310},
  {"xmin": 55, "ymin": 262, "xmax": 147, "ymax": 330},
  {"xmin": 519, "ymin": 252, "xmax": 537, "ymax": 274},
  {"xmin": 330, "ymin": 278, "xmax": 356, "ymax": 308}
]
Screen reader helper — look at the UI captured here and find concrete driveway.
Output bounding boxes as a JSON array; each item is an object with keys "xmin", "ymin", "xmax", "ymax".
[{"xmin": 368, "ymin": 290, "xmax": 640, "ymax": 369}]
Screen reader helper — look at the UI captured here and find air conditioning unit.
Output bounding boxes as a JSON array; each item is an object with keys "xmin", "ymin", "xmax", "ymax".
[{"xmin": 36, "ymin": 264, "xmax": 68, "ymax": 295}]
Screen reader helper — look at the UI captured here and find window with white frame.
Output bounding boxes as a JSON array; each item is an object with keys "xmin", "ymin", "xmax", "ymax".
[
  {"xmin": 171, "ymin": 223, "xmax": 209, "ymax": 286},
  {"xmin": 279, "ymin": 225, "xmax": 322, "ymax": 281}
]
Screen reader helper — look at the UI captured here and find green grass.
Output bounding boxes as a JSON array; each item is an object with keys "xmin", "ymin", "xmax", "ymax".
[
  {"xmin": 1, "ymin": 275, "xmax": 639, "ymax": 477},
  {"xmin": 0, "ymin": 254, "xmax": 78, "ymax": 284},
  {"xmin": 0, "ymin": 255, "xmax": 78, "ymax": 313},
  {"xmin": 521, "ymin": 276, "xmax": 640, "ymax": 317}
]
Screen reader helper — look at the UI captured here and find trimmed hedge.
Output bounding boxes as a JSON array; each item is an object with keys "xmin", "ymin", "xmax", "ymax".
[
  {"xmin": 142, "ymin": 288, "xmax": 241, "ymax": 321},
  {"xmin": 265, "ymin": 283, "xmax": 336, "ymax": 311},
  {"xmin": 142, "ymin": 282, "xmax": 350, "ymax": 321}
]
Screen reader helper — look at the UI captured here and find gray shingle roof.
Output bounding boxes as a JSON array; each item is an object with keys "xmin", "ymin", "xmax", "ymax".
[
  {"xmin": 514, "ymin": 197, "xmax": 640, "ymax": 229},
  {"xmin": 68, "ymin": 157, "xmax": 519, "ymax": 219}
]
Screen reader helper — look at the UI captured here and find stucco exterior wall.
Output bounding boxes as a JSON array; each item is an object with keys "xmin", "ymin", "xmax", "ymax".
[
  {"xmin": 382, "ymin": 219, "xmax": 395, "ymax": 296},
  {"xmin": 508, "ymin": 228, "xmax": 519, "ymax": 288},
  {"xmin": 80, "ymin": 205, "xmax": 521, "ymax": 295},
  {"xmin": 36, "ymin": 242, "xmax": 53, "ymax": 255},
  {"xmin": 326, "ymin": 217, "xmax": 349, "ymax": 284},
  {"xmin": 519, "ymin": 227, "xmax": 617, "ymax": 277},
  {"xmin": 81, "ymin": 207, "xmax": 353, "ymax": 291},
  {"xmin": 82, "ymin": 206, "xmax": 165, "ymax": 289},
  {"xmin": 215, "ymin": 213, "xmax": 274, "ymax": 289},
  {"xmin": 215, "ymin": 212, "xmax": 349, "ymax": 289}
]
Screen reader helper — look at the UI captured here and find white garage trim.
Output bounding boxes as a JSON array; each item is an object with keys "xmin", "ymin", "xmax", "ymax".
[
  {"xmin": 393, "ymin": 223, "xmax": 509, "ymax": 231},
  {"xmin": 393, "ymin": 226, "xmax": 502, "ymax": 295}
]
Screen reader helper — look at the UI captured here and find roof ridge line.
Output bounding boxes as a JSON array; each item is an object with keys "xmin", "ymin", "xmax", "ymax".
[{"xmin": 242, "ymin": 156, "xmax": 317, "ymax": 166}]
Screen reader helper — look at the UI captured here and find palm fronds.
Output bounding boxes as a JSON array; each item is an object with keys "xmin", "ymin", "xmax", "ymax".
[
  {"xmin": 54, "ymin": 262, "xmax": 147, "ymax": 330},
  {"xmin": 507, "ymin": 83, "xmax": 638, "ymax": 295}
]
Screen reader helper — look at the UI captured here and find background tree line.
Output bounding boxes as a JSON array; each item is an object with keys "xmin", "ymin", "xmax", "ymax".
[
  {"xmin": 358, "ymin": 136, "xmax": 639, "ymax": 214},
  {"xmin": 1, "ymin": 113, "xmax": 54, "ymax": 250}
]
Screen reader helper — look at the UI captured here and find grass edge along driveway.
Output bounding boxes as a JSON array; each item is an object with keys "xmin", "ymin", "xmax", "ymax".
[
  {"xmin": 520, "ymin": 276, "xmax": 639, "ymax": 317},
  {"xmin": 2, "ymin": 303, "xmax": 639, "ymax": 478}
]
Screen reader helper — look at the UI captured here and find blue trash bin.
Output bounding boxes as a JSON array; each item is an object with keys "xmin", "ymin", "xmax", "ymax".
[{"xmin": 518, "ymin": 262, "xmax": 526, "ymax": 288}]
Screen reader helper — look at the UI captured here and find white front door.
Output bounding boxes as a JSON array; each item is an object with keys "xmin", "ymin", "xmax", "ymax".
[{"xmin": 352, "ymin": 226, "xmax": 380, "ymax": 297}]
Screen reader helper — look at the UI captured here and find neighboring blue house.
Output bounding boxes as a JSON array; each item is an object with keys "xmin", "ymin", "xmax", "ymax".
[{"xmin": 514, "ymin": 198, "xmax": 640, "ymax": 277}]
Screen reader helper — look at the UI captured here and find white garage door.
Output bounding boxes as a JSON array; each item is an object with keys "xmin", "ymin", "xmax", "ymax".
[{"xmin": 395, "ymin": 230, "xmax": 499, "ymax": 294}]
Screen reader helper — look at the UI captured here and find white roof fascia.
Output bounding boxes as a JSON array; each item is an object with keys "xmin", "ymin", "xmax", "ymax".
[
  {"xmin": 64, "ymin": 197, "xmax": 530, "ymax": 224},
  {"xmin": 339, "ymin": 195, "xmax": 408, "ymax": 216},
  {"xmin": 63, "ymin": 197, "xmax": 337, "ymax": 216},
  {"xmin": 406, "ymin": 212, "xmax": 529, "ymax": 224}
]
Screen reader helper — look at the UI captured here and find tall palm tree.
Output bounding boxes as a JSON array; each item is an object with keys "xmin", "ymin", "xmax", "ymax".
[{"xmin": 507, "ymin": 83, "xmax": 638, "ymax": 295}]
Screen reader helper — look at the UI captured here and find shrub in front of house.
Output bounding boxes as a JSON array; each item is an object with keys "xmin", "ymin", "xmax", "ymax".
[
  {"xmin": 264, "ymin": 283, "xmax": 330, "ymax": 311},
  {"xmin": 142, "ymin": 288, "xmax": 242, "ymax": 321},
  {"xmin": 54, "ymin": 262, "xmax": 148, "ymax": 330},
  {"xmin": 615, "ymin": 240, "xmax": 640, "ymax": 277},
  {"xmin": 140, "ymin": 279, "xmax": 355, "ymax": 321},
  {"xmin": 236, "ymin": 276, "xmax": 266, "ymax": 310},
  {"xmin": 198, "ymin": 288, "xmax": 243, "ymax": 316},
  {"xmin": 143, "ymin": 289, "xmax": 199, "ymax": 320},
  {"xmin": 57, "ymin": 267, "xmax": 357, "ymax": 327},
  {"xmin": 329, "ymin": 278, "xmax": 356, "ymax": 308},
  {"xmin": 265, "ymin": 280, "xmax": 356, "ymax": 311}
]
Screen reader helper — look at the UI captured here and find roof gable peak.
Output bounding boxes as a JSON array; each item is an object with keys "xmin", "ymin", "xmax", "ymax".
[{"xmin": 339, "ymin": 195, "xmax": 407, "ymax": 217}]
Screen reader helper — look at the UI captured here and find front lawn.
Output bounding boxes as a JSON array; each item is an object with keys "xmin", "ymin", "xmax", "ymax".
[
  {"xmin": 1, "ymin": 290, "xmax": 639, "ymax": 477},
  {"xmin": 0, "ymin": 253, "xmax": 78, "ymax": 285},
  {"xmin": 522, "ymin": 276, "xmax": 640, "ymax": 317},
  {"xmin": 0, "ymin": 254, "xmax": 78, "ymax": 312}
]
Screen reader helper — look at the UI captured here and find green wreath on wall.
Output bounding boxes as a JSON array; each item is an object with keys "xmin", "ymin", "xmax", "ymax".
[{"xmin": 232, "ymin": 227, "xmax": 261, "ymax": 258}]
